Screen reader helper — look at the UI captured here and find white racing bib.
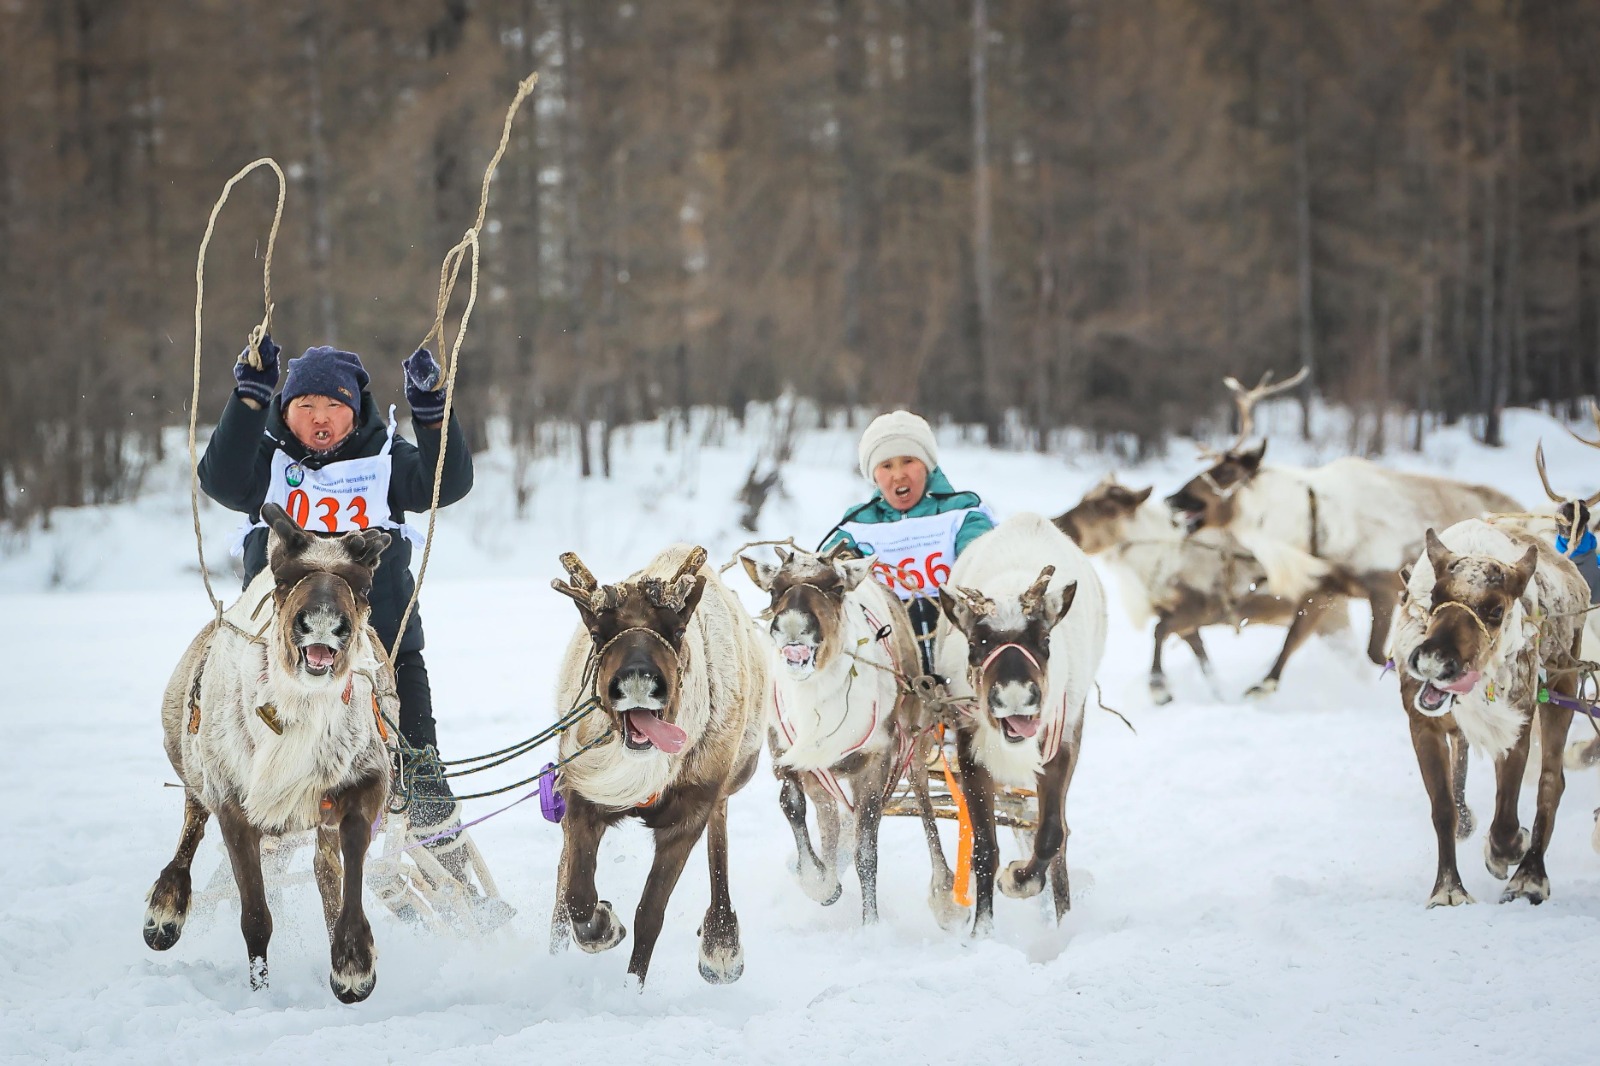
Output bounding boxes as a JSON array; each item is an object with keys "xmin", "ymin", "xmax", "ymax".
[
  {"xmin": 839, "ymin": 505, "xmax": 992, "ymax": 600},
  {"xmin": 232, "ymin": 406, "xmax": 423, "ymax": 555}
]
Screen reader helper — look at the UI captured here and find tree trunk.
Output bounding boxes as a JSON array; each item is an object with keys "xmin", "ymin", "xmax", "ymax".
[{"xmin": 971, "ymin": 0, "xmax": 998, "ymax": 443}]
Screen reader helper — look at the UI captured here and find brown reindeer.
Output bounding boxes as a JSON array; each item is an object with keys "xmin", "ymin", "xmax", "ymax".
[
  {"xmin": 1055, "ymin": 476, "xmax": 1348, "ymax": 702},
  {"xmin": 1165, "ymin": 368, "xmax": 1519, "ymax": 671},
  {"xmin": 548, "ymin": 546, "xmax": 769, "ymax": 987},
  {"xmin": 143, "ymin": 504, "xmax": 393, "ymax": 1000},
  {"xmin": 1390, "ymin": 521, "xmax": 1587, "ymax": 906}
]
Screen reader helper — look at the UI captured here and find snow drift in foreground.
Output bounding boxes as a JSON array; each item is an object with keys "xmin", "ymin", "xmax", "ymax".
[{"xmin": 4, "ymin": 405, "xmax": 1600, "ymax": 1064}]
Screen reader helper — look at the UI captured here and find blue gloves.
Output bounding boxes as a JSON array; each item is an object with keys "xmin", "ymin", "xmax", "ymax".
[
  {"xmin": 232, "ymin": 333, "xmax": 281, "ymax": 407},
  {"xmin": 402, "ymin": 348, "xmax": 447, "ymax": 424}
]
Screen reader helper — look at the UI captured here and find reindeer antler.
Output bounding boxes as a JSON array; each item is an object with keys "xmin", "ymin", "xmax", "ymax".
[
  {"xmin": 642, "ymin": 546, "xmax": 708, "ymax": 610},
  {"xmin": 1564, "ymin": 401, "xmax": 1600, "ymax": 452},
  {"xmin": 1018, "ymin": 566, "xmax": 1056, "ymax": 616},
  {"xmin": 558, "ymin": 552, "xmax": 599, "ymax": 591},
  {"xmin": 552, "ymin": 552, "xmax": 620, "ymax": 612},
  {"xmin": 949, "ymin": 585, "xmax": 996, "ymax": 617},
  {"xmin": 1221, "ymin": 366, "xmax": 1309, "ymax": 450},
  {"xmin": 1535, "ymin": 439, "xmax": 1600, "ymax": 509}
]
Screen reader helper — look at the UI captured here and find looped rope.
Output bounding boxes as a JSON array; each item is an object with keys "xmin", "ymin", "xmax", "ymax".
[
  {"xmin": 190, "ymin": 158, "xmax": 287, "ymax": 624},
  {"xmin": 385, "ymin": 71, "xmax": 538, "ymax": 671},
  {"xmin": 1427, "ymin": 598, "xmax": 1498, "ymax": 650}
]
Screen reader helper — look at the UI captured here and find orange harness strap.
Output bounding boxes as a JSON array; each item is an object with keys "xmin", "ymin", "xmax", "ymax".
[{"xmin": 938, "ymin": 724, "xmax": 975, "ymax": 908}]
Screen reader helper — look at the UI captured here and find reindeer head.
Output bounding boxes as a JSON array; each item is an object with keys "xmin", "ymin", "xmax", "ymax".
[
  {"xmin": 1165, "ymin": 367, "xmax": 1306, "ymax": 536},
  {"xmin": 741, "ymin": 544, "xmax": 874, "ymax": 677},
  {"xmin": 940, "ymin": 567, "xmax": 1077, "ymax": 744},
  {"xmin": 262, "ymin": 503, "xmax": 390, "ymax": 685},
  {"xmin": 552, "ymin": 548, "xmax": 708, "ymax": 754},
  {"xmin": 1403, "ymin": 528, "xmax": 1536, "ymax": 716},
  {"xmin": 1053, "ymin": 475, "xmax": 1155, "ymax": 554},
  {"xmin": 1535, "ymin": 440, "xmax": 1600, "ymax": 553}
]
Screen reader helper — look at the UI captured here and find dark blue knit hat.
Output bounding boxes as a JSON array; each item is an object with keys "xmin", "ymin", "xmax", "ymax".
[{"xmin": 281, "ymin": 346, "xmax": 370, "ymax": 413}]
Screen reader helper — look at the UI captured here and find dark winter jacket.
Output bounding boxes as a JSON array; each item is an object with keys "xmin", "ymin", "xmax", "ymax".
[
  {"xmin": 198, "ymin": 388, "xmax": 474, "ymax": 655},
  {"xmin": 818, "ymin": 467, "xmax": 994, "ymax": 559}
]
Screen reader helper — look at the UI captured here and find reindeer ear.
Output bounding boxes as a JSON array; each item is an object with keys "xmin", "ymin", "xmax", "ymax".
[
  {"xmin": 349, "ymin": 529, "xmax": 391, "ymax": 571},
  {"xmin": 1133, "ymin": 486, "xmax": 1153, "ymax": 506},
  {"xmin": 676, "ymin": 574, "xmax": 708, "ymax": 621},
  {"xmin": 1424, "ymin": 528, "xmax": 1453, "ymax": 578},
  {"xmin": 262, "ymin": 502, "xmax": 311, "ymax": 568},
  {"xmin": 1041, "ymin": 581, "xmax": 1079, "ymax": 630},
  {"xmin": 836, "ymin": 556, "xmax": 874, "ymax": 591},
  {"xmin": 1399, "ymin": 565, "xmax": 1412, "ymax": 586},
  {"xmin": 1504, "ymin": 545, "xmax": 1539, "ymax": 600},
  {"xmin": 938, "ymin": 589, "xmax": 971, "ymax": 634},
  {"xmin": 1238, "ymin": 440, "xmax": 1267, "ymax": 470},
  {"xmin": 740, "ymin": 554, "xmax": 779, "ymax": 592}
]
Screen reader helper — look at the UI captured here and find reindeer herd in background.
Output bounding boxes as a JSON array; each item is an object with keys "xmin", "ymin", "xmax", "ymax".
[{"xmin": 143, "ymin": 371, "xmax": 1600, "ymax": 1002}]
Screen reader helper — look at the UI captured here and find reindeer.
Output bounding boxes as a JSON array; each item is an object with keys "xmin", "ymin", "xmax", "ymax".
[
  {"xmin": 1165, "ymin": 368, "xmax": 1520, "ymax": 671},
  {"xmin": 935, "ymin": 513, "xmax": 1108, "ymax": 936},
  {"xmin": 1055, "ymin": 476, "xmax": 1349, "ymax": 702},
  {"xmin": 740, "ymin": 544, "xmax": 959, "ymax": 926},
  {"xmin": 1390, "ymin": 520, "xmax": 1588, "ymax": 906},
  {"xmin": 142, "ymin": 504, "xmax": 394, "ymax": 1001},
  {"xmin": 548, "ymin": 546, "xmax": 770, "ymax": 987}
]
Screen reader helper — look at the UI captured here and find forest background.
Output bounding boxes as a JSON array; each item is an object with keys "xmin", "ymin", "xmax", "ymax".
[{"xmin": 4, "ymin": 0, "xmax": 1600, "ymax": 526}]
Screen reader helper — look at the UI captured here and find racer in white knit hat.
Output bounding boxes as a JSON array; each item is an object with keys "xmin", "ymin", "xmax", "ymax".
[{"xmin": 820, "ymin": 410, "xmax": 994, "ymax": 675}]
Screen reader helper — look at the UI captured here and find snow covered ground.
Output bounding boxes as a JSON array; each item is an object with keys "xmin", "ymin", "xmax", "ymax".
[{"xmin": 5, "ymin": 404, "xmax": 1600, "ymax": 1064}]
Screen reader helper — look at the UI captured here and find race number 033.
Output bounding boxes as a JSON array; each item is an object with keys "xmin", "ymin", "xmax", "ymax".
[
  {"xmin": 285, "ymin": 489, "xmax": 372, "ymax": 532},
  {"xmin": 871, "ymin": 551, "xmax": 950, "ymax": 593}
]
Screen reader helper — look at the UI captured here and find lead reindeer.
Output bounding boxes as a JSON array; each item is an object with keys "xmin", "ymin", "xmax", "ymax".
[
  {"xmin": 142, "ymin": 503, "xmax": 394, "ymax": 1001},
  {"xmin": 1165, "ymin": 368, "xmax": 1520, "ymax": 670},
  {"xmin": 1055, "ymin": 476, "xmax": 1349, "ymax": 702},
  {"xmin": 1390, "ymin": 520, "xmax": 1588, "ymax": 906},
  {"xmin": 935, "ymin": 513, "xmax": 1108, "ymax": 936},
  {"xmin": 549, "ymin": 546, "xmax": 770, "ymax": 987},
  {"xmin": 740, "ymin": 544, "xmax": 959, "ymax": 926}
]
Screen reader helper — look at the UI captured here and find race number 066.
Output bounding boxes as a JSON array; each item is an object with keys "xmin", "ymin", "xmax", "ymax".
[{"xmin": 871, "ymin": 551, "xmax": 950, "ymax": 592}]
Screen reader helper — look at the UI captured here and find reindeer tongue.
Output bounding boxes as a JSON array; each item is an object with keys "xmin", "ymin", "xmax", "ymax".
[
  {"xmin": 1438, "ymin": 669, "xmax": 1483, "ymax": 695},
  {"xmin": 304, "ymin": 644, "xmax": 337, "ymax": 670},
  {"xmin": 625, "ymin": 710, "xmax": 687, "ymax": 754},
  {"xmin": 1001, "ymin": 715, "xmax": 1041, "ymax": 739}
]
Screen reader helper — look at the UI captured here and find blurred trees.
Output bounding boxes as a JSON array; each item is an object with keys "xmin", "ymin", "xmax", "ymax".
[{"xmin": 4, "ymin": 0, "xmax": 1600, "ymax": 524}]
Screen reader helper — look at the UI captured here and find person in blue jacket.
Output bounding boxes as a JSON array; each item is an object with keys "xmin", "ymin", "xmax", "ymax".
[
  {"xmin": 820, "ymin": 410, "xmax": 995, "ymax": 675},
  {"xmin": 199, "ymin": 333, "xmax": 496, "ymax": 905}
]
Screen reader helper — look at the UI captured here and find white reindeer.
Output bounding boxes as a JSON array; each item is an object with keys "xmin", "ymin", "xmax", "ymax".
[
  {"xmin": 741, "ymin": 545, "xmax": 958, "ymax": 926},
  {"xmin": 936, "ymin": 513, "xmax": 1108, "ymax": 935},
  {"xmin": 143, "ymin": 504, "xmax": 394, "ymax": 1001}
]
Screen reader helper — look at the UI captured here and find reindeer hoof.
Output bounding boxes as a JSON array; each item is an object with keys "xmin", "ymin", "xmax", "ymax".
[
  {"xmin": 1484, "ymin": 828, "xmax": 1530, "ymax": 880},
  {"xmin": 143, "ymin": 869, "xmax": 192, "ymax": 951},
  {"xmin": 970, "ymin": 911, "xmax": 995, "ymax": 939},
  {"xmin": 1425, "ymin": 884, "xmax": 1474, "ymax": 908},
  {"xmin": 330, "ymin": 968, "xmax": 377, "ymax": 1004},
  {"xmin": 573, "ymin": 900, "xmax": 626, "ymax": 953},
  {"xmin": 1149, "ymin": 680, "xmax": 1173, "ymax": 706},
  {"xmin": 796, "ymin": 864, "xmax": 842, "ymax": 906},
  {"xmin": 998, "ymin": 860, "xmax": 1045, "ymax": 900},
  {"xmin": 1244, "ymin": 679, "xmax": 1279, "ymax": 699},
  {"xmin": 142, "ymin": 914, "xmax": 185, "ymax": 952},
  {"xmin": 1500, "ymin": 868, "xmax": 1550, "ymax": 905},
  {"xmin": 249, "ymin": 956, "xmax": 269, "ymax": 991},
  {"xmin": 1591, "ymin": 809, "xmax": 1600, "ymax": 856}
]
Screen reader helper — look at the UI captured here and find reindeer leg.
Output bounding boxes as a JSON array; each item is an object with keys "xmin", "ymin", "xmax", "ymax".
[
  {"xmin": 999, "ymin": 717, "xmax": 1082, "ymax": 921},
  {"xmin": 1406, "ymin": 705, "xmax": 1472, "ymax": 906},
  {"xmin": 1505, "ymin": 699, "xmax": 1575, "ymax": 905},
  {"xmin": 955, "ymin": 728, "xmax": 999, "ymax": 938},
  {"xmin": 214, "ymin": 802, "xmax": 270, "ymax": 990},
  {"xmin": 778, "ymin": 767, "xmax": 840, "ymax": 905},
  {"xmin": 143, "ymin": 792, "xmax": 210, "ymax": 951},
  {"xmin": 1449, "ymin": 728, "xmax": 1475, "ymax": 840},
  {"xmin": 629, "ymin": 805, "xmax": 714, "ymax": 987},
  {"xmin": 1485, "ymin": 716, "xmax": 1534, "ymax": 881},
  {"xmin": 852, "ymin": 750, "xmax": 895, "ymax": 926},
  {"xmin": 313, "ymin": 826, "xmax": 342, "ymax": 941},
  {"xmin": 910, "ymin": 734, "xmax": 961, "ymax": 928},
  {"xmin": 1180, "ymin": 630, "xmax": 1213, "ymax": 677},
  {"xmin": 327, "ymin": 772, "xmax": 385, "ymax": 1003},
  {"xmin": 698, "ymin": 796, "xmax": 744, "ymax": 984},
  {"xmin": 558, "ymin": 795, "xmax": 625, "ymax": 955},
  {"xmin": 1149, "ymin": 614, "xmax": 1175, "ymax": 705},
  {"xmin": 1364, "ymin": 579, "xmax": 1401, "ymax": 667},
  {"xmin": 1248, "ymin": 601, "xmax": 1321, "ymax": 698}
]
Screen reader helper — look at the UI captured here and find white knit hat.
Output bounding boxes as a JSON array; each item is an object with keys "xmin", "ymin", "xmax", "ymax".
[{"xmin": 857, "ymin": 410, "xmax": 939, "ymax": 482}]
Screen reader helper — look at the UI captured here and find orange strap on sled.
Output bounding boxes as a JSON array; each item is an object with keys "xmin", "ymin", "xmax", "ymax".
[{"xmin": 938, "ymin": 724, "xmax": 975, "ymax": 908}]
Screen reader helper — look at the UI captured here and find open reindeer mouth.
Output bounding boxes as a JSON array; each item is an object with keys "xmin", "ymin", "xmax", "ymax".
[
  {"xmin": 999, "ymin": 715, "xmax": 1041, "ymax": 743},
  {"xmin": 780, "ymin": 643, "xmax": 817, "ymax": 673},
  {"xmin": 621, "ymin": 709, "xmax": 687, "ymax": 754},
  {"xmin": 1176, "ymin": 508, "xmax": 1205, "ymax": 535},
  {"xmin": 1415, "ymin": 670, "xmax": 1482, "ymax": 715},
  {"xmin": 300, "ymin": 643, "xmax": 339, "ymax": 675}
]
